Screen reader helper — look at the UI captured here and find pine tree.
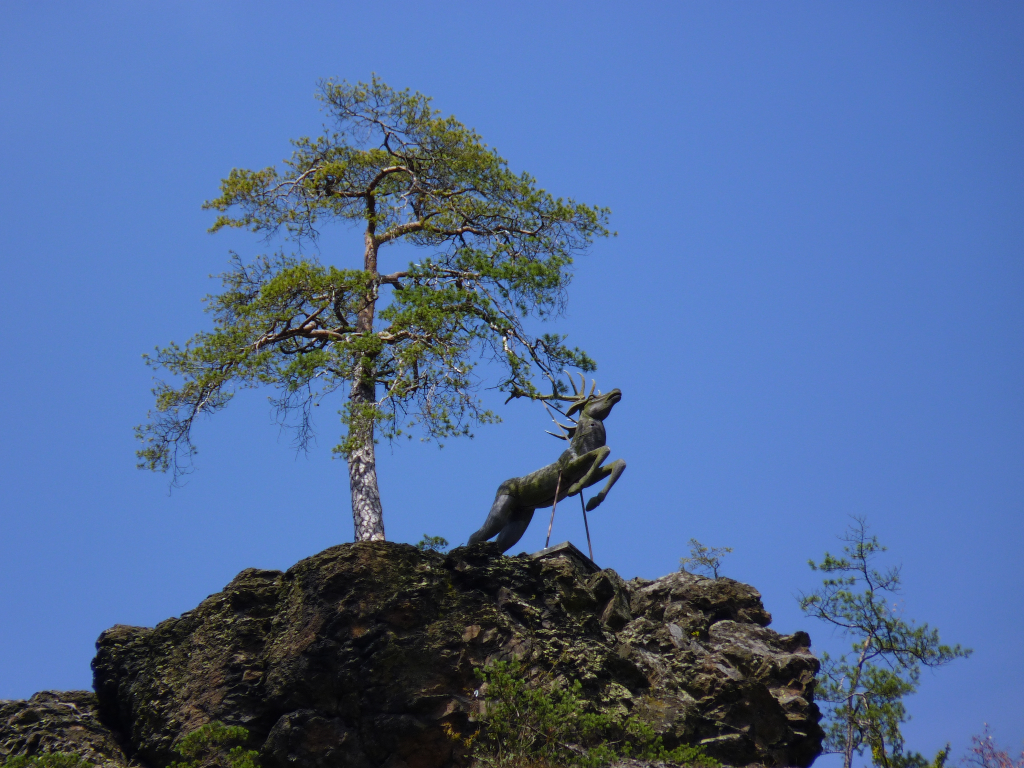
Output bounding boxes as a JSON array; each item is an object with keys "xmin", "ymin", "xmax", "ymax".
[
  {"xmin": 799, "ymin": 518, "xmax": 970, "ymax": 768},
  {"xmin": 136, "ymin": 77, "xmax": 610, "ymax": 541}
]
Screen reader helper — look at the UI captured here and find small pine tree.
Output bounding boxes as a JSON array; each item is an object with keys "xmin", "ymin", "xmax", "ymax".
[
  {"xmin": 799, "ymin": 518, "xmax": 971, "ymax": 768},
  {"xmin": 415, "ymin": 534, "xmax": 449, "ymax": 553},
  {"xmin": 679, "ymin": 538, "xmax": 732, "ymax": 579}
]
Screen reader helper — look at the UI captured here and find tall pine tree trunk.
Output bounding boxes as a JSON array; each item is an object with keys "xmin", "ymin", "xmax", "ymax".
[
  {"xmin": 347, "ymin": 376, "xmax": 385, "ymax": 541},
  {"xmin": 346, "ymin": 215, "xmax": 386, "ymax": 541}
]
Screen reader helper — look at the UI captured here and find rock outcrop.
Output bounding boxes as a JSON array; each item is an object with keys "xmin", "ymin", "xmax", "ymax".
[
  {"xmin": 3, "ymin": 541, "xmax": 823, "ymax": 768},
  {"xmin": 0, "ymin": 691, "xmax": 127, "ymax": 768}
]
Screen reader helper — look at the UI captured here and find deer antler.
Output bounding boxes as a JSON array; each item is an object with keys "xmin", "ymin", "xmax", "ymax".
[
  {"xmin": 543, "ymin": 402, "xmax": 577, "ymax": 440},
  {"xmin": 565, "ymin": 370, "xmax": 579, "ymax": 397},
  {"xmin": 503, "ymin": 370, "xmax": 599, "ymax": 414}
]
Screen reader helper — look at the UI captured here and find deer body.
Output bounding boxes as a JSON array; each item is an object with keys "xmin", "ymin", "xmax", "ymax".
[{"xmin": 468, "ymin": 388, "xmax": 626, "ymax": 553}]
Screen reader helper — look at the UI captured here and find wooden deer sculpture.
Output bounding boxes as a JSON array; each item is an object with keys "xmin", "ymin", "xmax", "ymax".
[{"xmin": 468, "ymin": 374, "xmax": 626, "ymax": 553}]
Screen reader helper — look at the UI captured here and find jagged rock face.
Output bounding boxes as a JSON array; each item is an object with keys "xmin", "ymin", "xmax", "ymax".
[
  {"xmin": 0, "ymin": 691, "xmax": 128, "ymax": 768},
  {"xmin": 84, "ymin": 542, "xmax": 820, "ymax": 768}
]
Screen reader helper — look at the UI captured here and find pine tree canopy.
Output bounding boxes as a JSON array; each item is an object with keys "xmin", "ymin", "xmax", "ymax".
[{"xmin": 136, "ymin": 77, "xmax": 611, "ymax": 496}]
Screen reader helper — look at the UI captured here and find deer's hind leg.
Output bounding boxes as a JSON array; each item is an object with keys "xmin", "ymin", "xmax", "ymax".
[
  {"xmin": 469, "ymin": 492, "xmax": 518, "ymax": 545},
  {"xmin": 584, "ymin": 458, "xmax": 626, "ymax": 511},
  {"xmin": 494, "ymin": 507, "xmax": 535, "ymax": 553}
]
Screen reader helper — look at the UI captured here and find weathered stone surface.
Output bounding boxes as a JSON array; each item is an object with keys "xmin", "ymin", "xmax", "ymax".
[
  {"xmin": 0, "ymin": 691, "xmax": 128, "ymax": 768},
  {"xmin": 86, "ymin": 541, "xmax": 821, "ymax": 768}
]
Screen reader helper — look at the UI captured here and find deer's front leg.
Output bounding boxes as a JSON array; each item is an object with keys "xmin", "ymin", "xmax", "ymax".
[
  {"xmin": 562, "ymin": 447, "xmax": 611, "ymax": 498},
  {"xmin": 584, "ymin": 458, "xmax": 626, "ymax": 511}
]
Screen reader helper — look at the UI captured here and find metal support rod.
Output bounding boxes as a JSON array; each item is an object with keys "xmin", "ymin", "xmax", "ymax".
[
  {"xmin": 545, "ymin": 471, "xmax": 563, "ymax": 548},
  {"xmin": 580, "ymin": 492, "xmax": 594, "ymax": 562}
]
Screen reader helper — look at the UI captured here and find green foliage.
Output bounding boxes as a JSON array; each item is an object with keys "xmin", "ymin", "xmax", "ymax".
[
  {"xmin": 416, "ymin": 534, "xmax": 449, "ymax": 553},
  {"xmin": 169, "ymin": 721, "xmax": 259, "ymax": 768},
  {"xmin": 798, "ymin": 518, "xmax": 971, "ymax": 768},
  {"xmin": 137, "ymin": 76, "xmax": 610, "ymax": 482},
  {"xmin": 679, "ymin": 538, "xmax": 732, "ymax": 579},
  {"xmin": 473, "ymin": 660, "xmax": 717, "ymax": 768},
  {"xmin": 889, "ymin": 745, "xmax": 951, "ymax": 768},
  {"xmin": 1, "ymin": 754, "xmax": 92, "ymax": 768}
]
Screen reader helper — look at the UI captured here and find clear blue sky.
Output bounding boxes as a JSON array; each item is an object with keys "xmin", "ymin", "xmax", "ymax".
[{"xmin": 1, "ymin": 2, "xmax": 1021, "ymax": 764}]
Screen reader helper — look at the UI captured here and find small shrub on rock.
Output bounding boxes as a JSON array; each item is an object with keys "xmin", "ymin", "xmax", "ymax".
[
  {"xmin": 416, "ymin": 535, "xmax": 450, "ymax": 553},
  {"xmin": 169, "ymin": 722, "xmax": 259, "ymax": 768},
  {"xmin": 1, "ymin": 755, "xmax": 92, "ymax": 768},
  {"xmin": 473, "ymin": 660, "xmax": 717, "ymax": 768}
]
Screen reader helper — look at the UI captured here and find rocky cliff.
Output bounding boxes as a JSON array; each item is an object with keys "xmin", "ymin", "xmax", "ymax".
[{"xmin": 2, "ymin": 542, "xmax": 822, "ymax": 768}]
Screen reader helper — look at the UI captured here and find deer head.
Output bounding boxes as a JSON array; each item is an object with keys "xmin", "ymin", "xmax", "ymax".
[{"xmin": 544, "ymin": 372, "xmax": 621, "ymax": 440}]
